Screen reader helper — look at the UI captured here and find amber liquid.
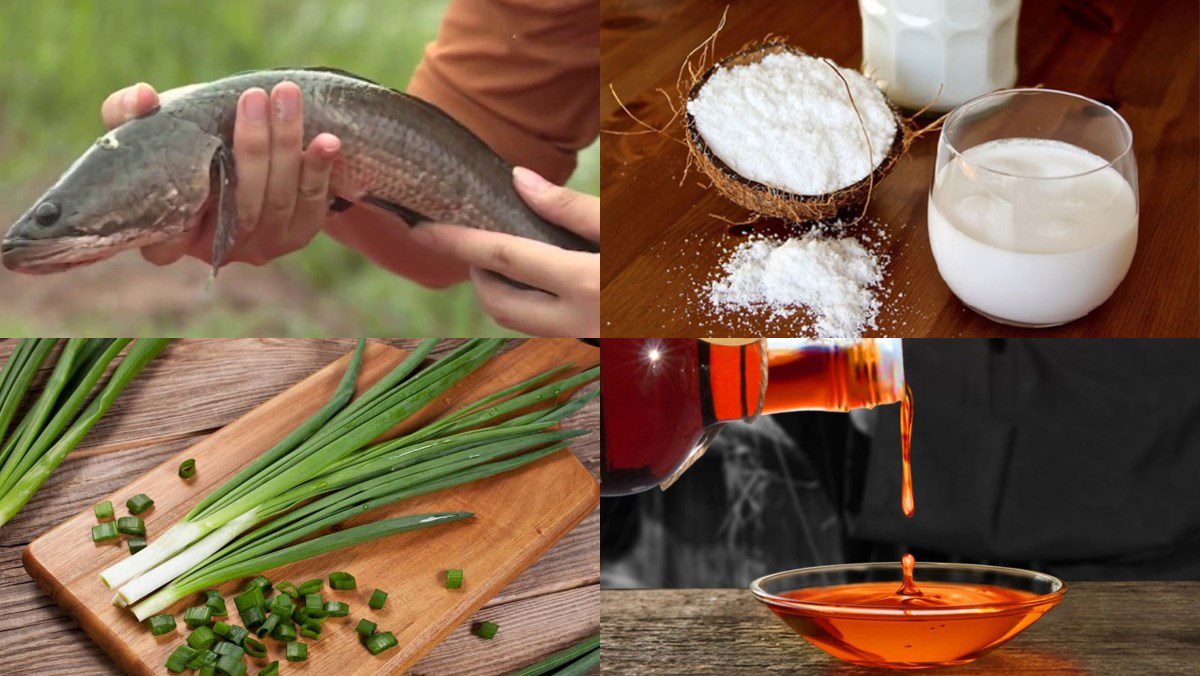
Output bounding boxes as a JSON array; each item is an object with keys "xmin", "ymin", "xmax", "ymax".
[
  {"xmin": 767, "ymin": 582, "xmax": 1054, "ymax": 669},
  {"xmin": 600, "ymin": 339, "xmax": 903, "ymax": 496}
]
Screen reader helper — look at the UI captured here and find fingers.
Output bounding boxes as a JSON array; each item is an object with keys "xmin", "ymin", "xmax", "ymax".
[
  {"xmin": 230, "ymin": 88, "xmax": 271, "ymax": 247},
  {"xmin": 287, "ymin": 133, "xmax": 340, "ymax": 249},
  {"xmin": 261, "ymin": 83, "xmax": 305, "ymax": 241},
  {"xmin": 407, "ymin": 224, "xmax": 587, "ymax": 293},
  {"xmin": 100, "ymin": 83, "xmax": 159, "ymax": 130},
  {"xmin": 512, "ymin": 167, "xmax": 600, "ymax": 242},
  {"xmin": 469, "ymin": 267, "xmax": 570, "ymax": 336}
]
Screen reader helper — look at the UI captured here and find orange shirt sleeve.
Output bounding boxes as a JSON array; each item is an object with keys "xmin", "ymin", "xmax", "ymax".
[{"xmin": 407, "ymin": 0, "xmax": 599, "ymax": 185}]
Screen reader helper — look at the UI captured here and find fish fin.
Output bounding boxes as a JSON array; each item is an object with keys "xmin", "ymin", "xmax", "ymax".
[
  {"xmin": 210, "ymin": 144, "xmax": 238, "ymax": 275},
  {"xmin": 363, "ymin": 196, "xmax": 432, "ymax": 227},
  {"xmin": 329, "ymin": 197, "xmax": 354, "ymax": 213}
]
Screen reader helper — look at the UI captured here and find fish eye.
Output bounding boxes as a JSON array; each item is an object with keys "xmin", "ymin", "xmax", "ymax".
[
  {"xmin": 96, "ymin": 134, "xmax": 119, "ymax": 150},
  {"xmin": 34, "ymin": 201, "xmax": 60, "ymax": 226}
]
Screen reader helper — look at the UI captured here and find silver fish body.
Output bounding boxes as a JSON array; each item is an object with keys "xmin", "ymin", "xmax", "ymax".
[{"xmin": 2, "ymin": 68, "xmax": 596, "ymax": 274}]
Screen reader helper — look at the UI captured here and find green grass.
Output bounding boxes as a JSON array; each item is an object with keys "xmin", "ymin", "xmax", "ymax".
[{"xmin": 0, "ymin": 0, "xmax": 598, "ymax": 336}]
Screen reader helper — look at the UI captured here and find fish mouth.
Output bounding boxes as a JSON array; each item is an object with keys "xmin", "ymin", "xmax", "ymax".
[{"xmin": 1, "ymin": 236, "xmax": 123, "ymax": 274}]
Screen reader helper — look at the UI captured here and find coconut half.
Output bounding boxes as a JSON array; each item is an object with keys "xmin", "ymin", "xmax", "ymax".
[{"xmin": 685, "ymin": 42, "xmax": 906, "ymax": 223}]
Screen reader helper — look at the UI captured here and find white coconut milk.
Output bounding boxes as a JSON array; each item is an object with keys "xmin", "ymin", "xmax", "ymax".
[
  {"xmin": 859, "ymin": 0, "xmax": 1021, "ymax": 112},
  {"xmin": 928, "ymin": 138, "xmax": 1138, "ymax": 326}
]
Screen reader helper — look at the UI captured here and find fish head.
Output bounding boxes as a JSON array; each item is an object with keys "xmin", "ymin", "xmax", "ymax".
[{"xmin": 2, "ymin": 110, "xmax": 222, "ymax": 274}]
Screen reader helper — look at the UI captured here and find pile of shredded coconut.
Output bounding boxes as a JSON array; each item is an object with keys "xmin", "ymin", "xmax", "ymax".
[
  {"xmin": 705, "ymin": 230, "xmax": 885, "ymax": 338},
  {"xmin": 687, "ymin": 51, "xmax": 897, "ymax": 196}
]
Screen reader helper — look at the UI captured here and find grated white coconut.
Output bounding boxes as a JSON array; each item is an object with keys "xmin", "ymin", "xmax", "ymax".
[{"xmin": 688, "ymin": 51, "xmax": 896, "ymax": 196}]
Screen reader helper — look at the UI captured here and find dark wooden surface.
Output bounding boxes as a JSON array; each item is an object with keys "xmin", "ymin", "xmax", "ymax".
[
  {"xmin": 601, "ymin": 585, "xmax": 1200, "ymax": 674},
  {"xmin": 600, "ymin": 0, "xmax": 1200, "ymax": 337},
  {"xmin": 0, "ymin": 339, "xmax": 599, "ymax": 675}
]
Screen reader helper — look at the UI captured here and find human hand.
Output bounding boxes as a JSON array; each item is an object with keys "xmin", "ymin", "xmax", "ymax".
[
  {"xmin": 407, "ymin": 167, "xmax": 600, "ymax": 336},
  {"xmin": 100, "ymin": 82, "xmax": 341, "ymax": 266}
]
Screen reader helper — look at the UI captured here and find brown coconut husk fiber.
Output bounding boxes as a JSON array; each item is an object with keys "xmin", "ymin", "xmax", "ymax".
[{"xmin": 684, "ymin": 38, "xmax": 915, "ymax": 224}]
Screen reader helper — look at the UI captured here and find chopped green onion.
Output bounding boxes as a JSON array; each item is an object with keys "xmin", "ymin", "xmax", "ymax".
[
  {"xmin": 91, "ymin": 522, "xmax": 120, "ymax": 543},
  {"xmin": 304, "ymin": 593, "xmax": 322, "ymax": 610},
  {"xmin": 365, "ymin": 631, "xmax": 398, "ymax": 655},
  {"xmin": 205, "ymin": 590, "xmax": 228, "ymax": 617},
  {"xmin": 285, "ymin": 641, "xmax": 308, "ymax": 661},
  {"xmin": 235, "ymin": 586, "xmax": 265, "ymax": 611},
  {"xmin": 214, "ymin": 641, "xmax": 244, "ymax": 659},
  {"xmin": 188, "ymin": 648, "xmax": 217, "ymax": 670},
  {"xmin": 147, "ymin": 614, "xmax": 177, "ymax": 636},
  {"xmin": 275, "ymin": 581, "xmax": 299, "ymax": 598},
  {"xmin": 299, "ymin": 622, "xmax": 322, "ymax": 640},
  {"xmin": 255, "ymin": 614, "xmax": 279, "ymax": 638},
  {"xmin": 246, "ymin": 575, "xmax": 272, "ymax": 595},
  {"xmin": 355, "ymin": 618, "xmax": 376, "ymax": 636},
  {"xmin": 323, "ymin": 601, "xmax": 349, "ymax": 617},
  {"xmin": 268, "ymin": 594, "xmax": 293, "ymax": 616},
  {"xmin": 183, "ymin": 605, "xmax": 213, "ymax": 627},
  {"xmin": 328, "ymin": 571, "xmax": 356, "ymax": 590},
  {"xmin": 369, "ymin": 588, "xmax": 388, "ymax": 609},
  {"xmin": 271, "ymin": 620, "xmax": 297, "ymax": 642},
  {"xmin": 126, "ymin": 493, "xmax": 154, "ymax": 515},
  {"xmin": 94, "ymin": 501, "xmax": 114, "ymax": 520},
  {"xmin": 213, "ymin": 621, "xmax": 232, "ymax": 637},
  {"xmin": 225, "ymin": 625, "xmax": 249, "ymax": 646},
  {"xmin": 259, "ymin": 661, "xmax": 279, "ymax": 676},
  {"xmin": 240, "ymin": 605, "xmax": 266, "ymax": 629},
  {"xmin": 166, "ymin": 645, "xmax": 197, "ymax": 672},
  {"xmin": 128, "ymin": 536, "xmax": 147, "ymax": 554},
  {"xmin": 200, "ymin": 667, "xmax": 216, "ymax": 676},
  {"xmin": 188, "ymin": 625, "xmax": 217, "ymax": 649},
  {"xmin": 297, "ymin": 578, "xmax": 323, "ymax": 595},
  {"xmin": 553, "ymin": 648, "xmax": 599, "ymax": 676},
  {"xmin": 117, "ymin": 516, "xmax": 145, "ymax": 537},
  {"xmin": 179, "ymin": 459, "xmax": 196, "ymax": 480},
  {"xmin": 215, "ymin": 651, "xmax": 245, "ymax": 676},
  {"xmin": 445, "ymin": 569, "xmax": 463, "ymax": 589},
  {"xmin": 295, "ymin": 605, "xmax": 326, "ymax": 622},
  {"xmin": 474, "ymin": 621, "xmax": 499, "ymax": 640},
  {"xmin": 243, "ymin": 637, "xmax": 267, "ymax": 659},
  {"xmin": 511, "ymin": 634, "xmax": 600, "ymax": 676}
]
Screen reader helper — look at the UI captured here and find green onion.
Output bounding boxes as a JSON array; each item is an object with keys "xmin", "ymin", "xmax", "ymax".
[
  {"xmin": 0, "ymin": 340, "xmax": 167, "ymax": 529},
  {"xmin": 474, "ymin": 621, "xmax": 498, "ymax": 639},
  {"xmin": 166, "ymin": 644, "xmax": 197, "ymax": 672},
  {"xmin": 147, "ymin": 614, "xmax": 177, "ymax": 636},
  {"xmin": 188, "ymin": 625, "xmax": 217, "ymax": 649},
  {"xmin": 297, "ymin": 578, "xmax": 323, "ymax": 595},
  {"xmin": 445, "ymin": 569, "xmax": 463, "ymax": 589},
  {"xmin": 126, "ymin": 493, "xmax": 154, "ymax": 515},
  {"xmin": 285, "ymin": 641, "xmax": 308, "ymax": 661},
  {"xmin": 255, "ymin": 614, "xmax": 279, "ymax": 638},
  {"xmin": 235, "ymin": 586, "xmax": 264, "ymax": 611},
  {"xmin": 213, "ymin": 621, "xmax": 232, "ymax": 637},
  {"xmin": 268, "ymin": 594, "xmax": 293, "ymax": 616},
  {"xmin": 554, "ymin": 647, "xmax": 600, "ymax": 676},
  {"xmin": 240, "ymin": 605, "xmax": 265, "ymax": 629},
  {"xmin": 323, "ymin": 601, "xmax": 349, "ymax": 617},
  {"xmin": 246, "ymin": 575, "xmax": 272, "ymax": 594},
  {"xmin": 328, "ymin": 571, "xmax": 356, "ymax": 590},
  {"xmin": 259, "ymin": 661, "xmax": 279, "ymax": 676},
  {"xmin": 214, "ymin": 641, "xmax": 244, "ymax": 659},
  {"xmin": 271, "ymin": 621, "xmax": 297, "ymax": 642},
  {"xmin": 117, "ymin": 516, "xmax": 145, "ymax": 537},
  {"xmin": 304, "ymin": 593, "xmax": 322, "ymax": 610},
  {"xmin": 369, "ymin": 589, "xmax": 388, "ymax": 609},
  {"xmin": 355, "ymin": 618, "xmax": 376, "ymax": 636},
  {"xmin": 215, "ymin": 651, "xmax": 245, "ymax": 676},
  {"xmin": 275, "ymin": 581, "xmax": 299, "ymax": 598},
  {"xmin": 299, "ymin": 622, "xmax": 322, "ymax": 640},
  {"xmin": 179, "ymin": 459, "xmax": 196, "ymax": 480},
  {"xmin": 92, "ymin": 522, "xmax": 120, "ymax": 543},
  {"xmin": 94, "ymin": 501, "xmax": 114, "ymax": 520},
  {"xmin": 225, "ymin": 626, "xmax": 249, "ymax": 646},
  {"xmin": 365, "ymin": 631, "xmax": 398, "ymax": 655},
  {"xmin": 511, "ymin": 634, "xmax": 601, "ymax": 676},
  {"xmin": 184, "ymin": 605, "xmax": 213, "ymax": 627},
  {"xmin": 205, "ymin": 590, "xmax": 228, "ymax": 617},
  {"xmin": 187, "ymin": 648, "xmax": 215, "ymax": 670},
  {"xmin": 128, "ymin": 537, "xmax": 147, "ymax": 554},
  {"xmin": 243, "ymin": 637, "xmax": 267, "ymax": 659}
]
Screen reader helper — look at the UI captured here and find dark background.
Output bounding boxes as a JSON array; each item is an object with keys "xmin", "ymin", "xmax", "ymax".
[{"xmin": 601, "ymin": 339, "xmax": 1200, "ymax": 587}]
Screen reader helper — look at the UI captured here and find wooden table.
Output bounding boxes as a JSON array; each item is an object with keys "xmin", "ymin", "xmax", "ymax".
[
  {"xmin": 601, "ymin": 585, "xmax": 1200, "ymax": 673},
  {"xmin": 0, "ymin": 339, "xmax": 599, "ymax": 675},
  {"xmin": 601, "ymin": 0, "xmax": 1199, "ymax": 337}
]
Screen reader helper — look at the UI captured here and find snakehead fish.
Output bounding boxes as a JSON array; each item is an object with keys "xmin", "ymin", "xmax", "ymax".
[{"xmin": 1, "ymin": 68, "xmax": 597, "ymax": 274}]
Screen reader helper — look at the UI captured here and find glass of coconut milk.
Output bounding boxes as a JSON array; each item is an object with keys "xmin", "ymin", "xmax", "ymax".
[{"xmin": 927, "ymin": 89, "xmax": 1138, "ymax": 327}]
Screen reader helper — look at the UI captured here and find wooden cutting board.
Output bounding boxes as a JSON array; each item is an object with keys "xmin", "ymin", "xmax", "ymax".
[{"xmin": 22, "ymin": 339, "xmax": 599, "ymax": 675}]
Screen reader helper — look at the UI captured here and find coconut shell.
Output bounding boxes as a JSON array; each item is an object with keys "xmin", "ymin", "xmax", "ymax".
[{"xmin": 685, "ymin": 42, "xmax": 907, "ymax": 223}]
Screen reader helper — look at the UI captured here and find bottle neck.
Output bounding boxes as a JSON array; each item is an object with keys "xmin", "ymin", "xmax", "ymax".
[{"xmin": 758, "ymin": 339, "xmax": 906, "ymax": 417}]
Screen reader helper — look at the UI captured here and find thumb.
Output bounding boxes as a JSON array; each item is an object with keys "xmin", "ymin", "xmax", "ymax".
[
  {"xmin": 100, "ymin": 83, "xmax": 159, "ymax": 130},
  {"xmin": 512, "ymin": 167, "xmax": 600, "ymax": 242}
]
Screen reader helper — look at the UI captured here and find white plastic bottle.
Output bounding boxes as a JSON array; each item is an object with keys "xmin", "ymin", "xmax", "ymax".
[{"xmin": 859, "ymin": 0, "xmax": 1021, "ymax": 112}]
